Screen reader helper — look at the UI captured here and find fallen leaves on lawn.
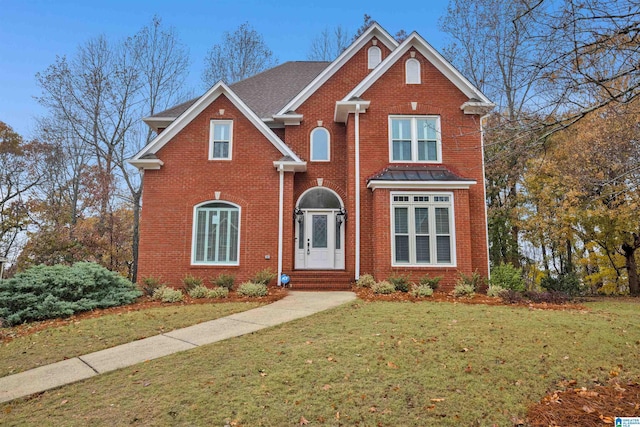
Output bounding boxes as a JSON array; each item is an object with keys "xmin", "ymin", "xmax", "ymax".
[
  {"xmin": 527, "ymin": 380, "xmax": 640, "ymax": 427},
  {"xmin": 299, "ymin": 416, "xmax": 309, "ymax": 425}
]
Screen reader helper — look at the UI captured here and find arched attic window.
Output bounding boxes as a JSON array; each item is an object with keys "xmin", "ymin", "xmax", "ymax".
[
  {"xmin": 368, "ymin": 46, "xmax": 382, "ymax": 69},
  {"xmin": 310, "ymin": 127, "xmax": 330, "ymax": 161},
  {"xmin": 405, "ymin": 58, "xmax": 421, "ymax": 84}
]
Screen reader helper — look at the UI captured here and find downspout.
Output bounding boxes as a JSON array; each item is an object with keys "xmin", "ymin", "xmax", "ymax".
[
  {"xmin": 480, "ymin": 114, "xmax": 491, "ymax": 279},
  {"xmin": 277, "ymin": 165, "xmax": 284, "ymax": 287},
  {"xmin": 354, "ymin": 103, "xmax": 361, "ymax": 281}
]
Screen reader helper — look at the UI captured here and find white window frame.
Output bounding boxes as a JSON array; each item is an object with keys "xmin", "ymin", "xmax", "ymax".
[
  {"xmin": 368, "ymin": 46, "xmax": 382, "ymax": 69},
  {"xmin": 310, "ymin": 127, "xmax": 330, "ymax": 162},
  {"xmin": 209, "ymin": 120, "xmax": 233, "ymax": 160},
  {"xmin": 405, "ymin": 58, "xmax": 421, "ymax": 84},
  {"xmin": 390, "ymin": 192, "xmax": 456, "ymax": 267},
  {"xmin": 192, "ymin": 201, "xmax": 241, "ymax": 265},
  {"xmin": 388, "ymin": 115, "xmax": 442, "ymax": 163}
]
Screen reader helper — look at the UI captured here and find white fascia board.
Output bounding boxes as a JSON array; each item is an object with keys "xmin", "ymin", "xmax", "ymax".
[
  {"xmin": 132, "ymin": 81, "xmax": 302, "ymax": 163},
  {"xmin": 272, "ymin": 113, "xmax": 304, "ymax": 126},
  {"xmin": 344, "ymin": 32, "xmax": 492, "ymax": 104},
  {"xmin": 461, "ymin": 100, "xmax": 495, "ymax": 115},
  {"xmin": 142, "ymin": 116, "xmax": 175, "ymax": 132},
  {"xmin": 126, "ymin": 158, "xmax": 164, "ymax": 170},
  {"xmin": 334, "ymin": 100, "xmax": 371, "ymax": 123},
  {"xmin": 273, "ymin": 160, "xmax": 307, "ymax": 172},
  {"xmin": 367, "ymin": 179, "xmax": 476, "ymax": 190},
  {"xmin": 276, "ymin": 23, "xmax": 398, "ymax": 116}
]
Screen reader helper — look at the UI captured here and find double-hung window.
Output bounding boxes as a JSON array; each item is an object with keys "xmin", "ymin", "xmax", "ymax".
[
  {"xmin": 193, "ymin": 202, "xmax": 240, "ymax": 265},
  {"xmin": 389, "ymin": 116, "xmax": 440, "ymax": 162},
  {"xmin": 209, "ymin": 120, "xmax": 232, "ymax": 160},
  {"xmin": 391, "ymin": 193, "xmax": 455, "ymax": 266}
]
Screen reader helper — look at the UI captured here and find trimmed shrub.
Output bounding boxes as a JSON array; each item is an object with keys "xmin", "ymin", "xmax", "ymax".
[
  {"xmin": 356, "ymin": 274, "xmax": 376, "ymax": 288},
  {"xmin": 453, "ymin": 283, "xmax": 475, "ymax": 297},
  {"xmin": 0, "ymin": 262, "xmax": 141, "ymax": 326},
  {"xmin": 486, "ymin": 285, "xmax": 506, "ymax": 297},
  {"xmin": 540, "ymin": 273, "xmax": 582, "ymax": 296},
  {"xmin": 237, "ymin": 282, "xmax": 268, "ymax": 297},
  {"xmin": 387, "ymin": 274, "xmax": 410, "ymax": 293},
  {"xmin": 524, "ymin": 290, "xmax": 570, "ymax": 304},
  {"xmin": 419, "ymin": 274, "xmax": 442, "ymax": 291},
  {"xmin": 372, "ymin": 280, "xmax": 396, "ymax": 294},
  {"xmin": 188, "ymin": 285, "xmax": 210, "ymax": 299},
  {"xmin": 411, "ymin": 284, "xmax": 434, "ymax": 298},
  {"xmin": 456, "ymin": 271, "xmax": 484, "ymax": 290},
  {"xmin": 490, "ymin": 263, "xmax": 525, "ymax": 292},
  {"xmin": 212, "ymin": 273, "xmax": 235, "ymax": 291},
  {"xmin": 500, "ymin": 289, "xmax": 525, "ymax": 304},
  {"xmin": 182, "ymin": 275, "xmax": 202, "ymax": 292},
  {"xmin": 152, "ymin": 286, "xmax": 184, "ymax": 303},
  {"xmin": 207, "ymin": 286, "xmax": 229, "ymax": 299},
  {"xmin": 251, "ymin": 268, "xmax": 277, "ymax": 286},
  {"xmin": 140, "ymin": 276, "xmax": 164, "ymax": 297}
]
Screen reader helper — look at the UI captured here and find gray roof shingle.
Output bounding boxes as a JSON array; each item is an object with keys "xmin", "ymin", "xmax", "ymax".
[{"xmin": 149, "ymin": 61, "xmax": 330, "ymax": 120}]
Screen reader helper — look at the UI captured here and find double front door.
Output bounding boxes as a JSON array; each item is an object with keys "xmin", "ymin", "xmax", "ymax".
[{"xmin": 295, "ymin": 210, "xmax": 344, "ymax": 269}]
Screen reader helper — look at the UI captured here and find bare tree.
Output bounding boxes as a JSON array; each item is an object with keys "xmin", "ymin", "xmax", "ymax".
[
  {"xmin": 307, "ymin": 26, "xmax": 350, "ymax": 61},
  {"xmin": 34, "ymin": 17, "xmax": 190, "ymax": 281},
  {"xmin": 202, "ymin": 22, "xmax": 276, "ymax": 87}
]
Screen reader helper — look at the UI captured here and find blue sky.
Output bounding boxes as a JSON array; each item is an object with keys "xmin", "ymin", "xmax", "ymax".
[{"xmin": 0, "ymin": 0, "xmax": 451, "ymax": 138}]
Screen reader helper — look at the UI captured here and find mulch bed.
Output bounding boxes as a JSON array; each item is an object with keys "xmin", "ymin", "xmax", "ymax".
[
  {"xmin": 353, "ymin": 287, "xmax": 587, "ymax": 311},
  {"xmin": 0, "ymin": 286, "xmax": 288, "ymax": 343},
  {"xmin": 527, "ymin": 380, "xmax": 640, "ymax": 426}
]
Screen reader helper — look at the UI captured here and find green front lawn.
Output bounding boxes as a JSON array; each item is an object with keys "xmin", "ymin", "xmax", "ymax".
[
  {"xmin": 0, "ymin": 302, "xmax": 263, "ymax": 377},
  {"xmin": 1, "ymin": 299, "xmax": 638, "ymax": 426}
]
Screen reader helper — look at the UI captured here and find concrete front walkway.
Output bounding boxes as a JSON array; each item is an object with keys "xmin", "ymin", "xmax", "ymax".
[{"xmin": 0, "ymin": 291, "xmax": 356, "ymax": 404}]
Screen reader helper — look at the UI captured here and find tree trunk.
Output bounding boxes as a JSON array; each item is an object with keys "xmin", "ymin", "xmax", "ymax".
[
  {"xmin": 622, "ymin": 235, "xmax": 640, "ymax": 295},
  {"xmin": 131, "ymin": 177, "xmax": 142, "ymax": 284}
]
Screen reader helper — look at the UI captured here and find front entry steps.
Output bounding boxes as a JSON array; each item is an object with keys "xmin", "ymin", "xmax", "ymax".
[{"xmin": 286, "ymin": 271, "xmax": 353, "ymax": 290}]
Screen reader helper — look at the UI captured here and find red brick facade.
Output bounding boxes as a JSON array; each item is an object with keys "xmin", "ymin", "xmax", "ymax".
[{"xmin": 134, "ymin": 27, "xmax": 490, "ymax": 291}]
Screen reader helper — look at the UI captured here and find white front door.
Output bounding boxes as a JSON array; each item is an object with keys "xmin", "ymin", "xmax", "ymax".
[
  {"xmin": 295, "ymin": 209, "xmax": 344, "ymax": 270},
  {"xmin": 306, "ymin": 211, "xmax": 333, "ymax": 269}
]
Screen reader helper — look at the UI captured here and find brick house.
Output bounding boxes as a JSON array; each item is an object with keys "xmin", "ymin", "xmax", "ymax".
[{"xmin": 128, "ymin": 23, "xmax": 494, "ymax": 290}]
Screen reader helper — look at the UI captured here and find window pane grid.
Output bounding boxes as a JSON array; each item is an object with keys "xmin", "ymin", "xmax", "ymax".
[
  {"xmin": 194, "ymin": 205, "xmax": 239, "ymax": 264},
  {"xmin": 390, "ymin": 117, "xmax": 440, "ymax": 162},
  {"xmin": 392, "ymin": 194, "xmax": 453, "ymax": 265}
]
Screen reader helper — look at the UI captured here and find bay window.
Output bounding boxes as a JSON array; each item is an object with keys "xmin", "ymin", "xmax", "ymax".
[{"xmin": 391, "ymin": 193, "xmax": 454, "ymax": 266}]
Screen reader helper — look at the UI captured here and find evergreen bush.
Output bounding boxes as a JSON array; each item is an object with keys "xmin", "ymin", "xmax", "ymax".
[
  {"xmin": 207, "ymin": 286, "xmax": 230, "ymax": 299},
  {"xmin": 410, "ymin": 284, "xmax": 434, "ymax": 297},
  {"xmin": 356, "ymin": 274, "xmax": 376, "ymax": 288},
  {"xmin": 387, "ymin": 274, "xmax": 410, "ymax": 292},
  {"xmin": 212, "ymin": 273, "xmax": 235, "ymax": 290},
  {"xmin": 188, "ymin": 285, "xmax": 210, "ymax": 299},
  {"xmin": 419, "ymin": 274, "xmax": 442, "ymax": 290},
  {"xmin": 251, "ymin": 268, "xmax": 276, "ymax": 286},
  {"xmin": 490, "ymin": 263, "xmax": 525, "ymax": 292},
  {"xmin": 372, "ymin": 280, "xmax": 396, "ymax": 294},
  {"xmin": 0, "ymin": 262, "xmax": 141, "ymax": 326},
  {"xmin": 237, "ymin": 282, "xmax": 268, "ymax": 297},
  {"xmin": 152, "ymin": 286, "xmax": 184, "ymax": 303},
  {"xmin": 182, "ymin": 275, "xmax": 202, "ymax": 292}
]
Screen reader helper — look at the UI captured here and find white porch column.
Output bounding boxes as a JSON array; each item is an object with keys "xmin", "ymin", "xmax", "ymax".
[
  {"xmin": 277, "ymin": 166, "xmax": 284, "ymax": 287},
  {"xmin": 354, "ymin": 103, "xmax": 361, "ymax": 281}
]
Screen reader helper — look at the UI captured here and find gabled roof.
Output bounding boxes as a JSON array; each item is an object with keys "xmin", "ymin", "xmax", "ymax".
[
  {"xmin": 342, "ymin": 32, "xmax": 493, "ymax": 108},
  {"xmin": 129, "ymin": 81, "xmax": 304, "ymax": 168},
  {"xmin": 276, "ymin": 22, "xmax": 399, "ymax": 116},
  {"xmin": 144, "ymin": 62, "xmax": 329, "ymax": 130}
]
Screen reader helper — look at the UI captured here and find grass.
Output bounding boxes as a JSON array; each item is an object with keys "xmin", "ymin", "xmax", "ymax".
[
  {"xmin": 1, "ymin": 299, "xmax": 638, "ymax": 426},
  {"xmin": 0, "ymin": 302, "xmax": 262, "ymax": 377}
]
